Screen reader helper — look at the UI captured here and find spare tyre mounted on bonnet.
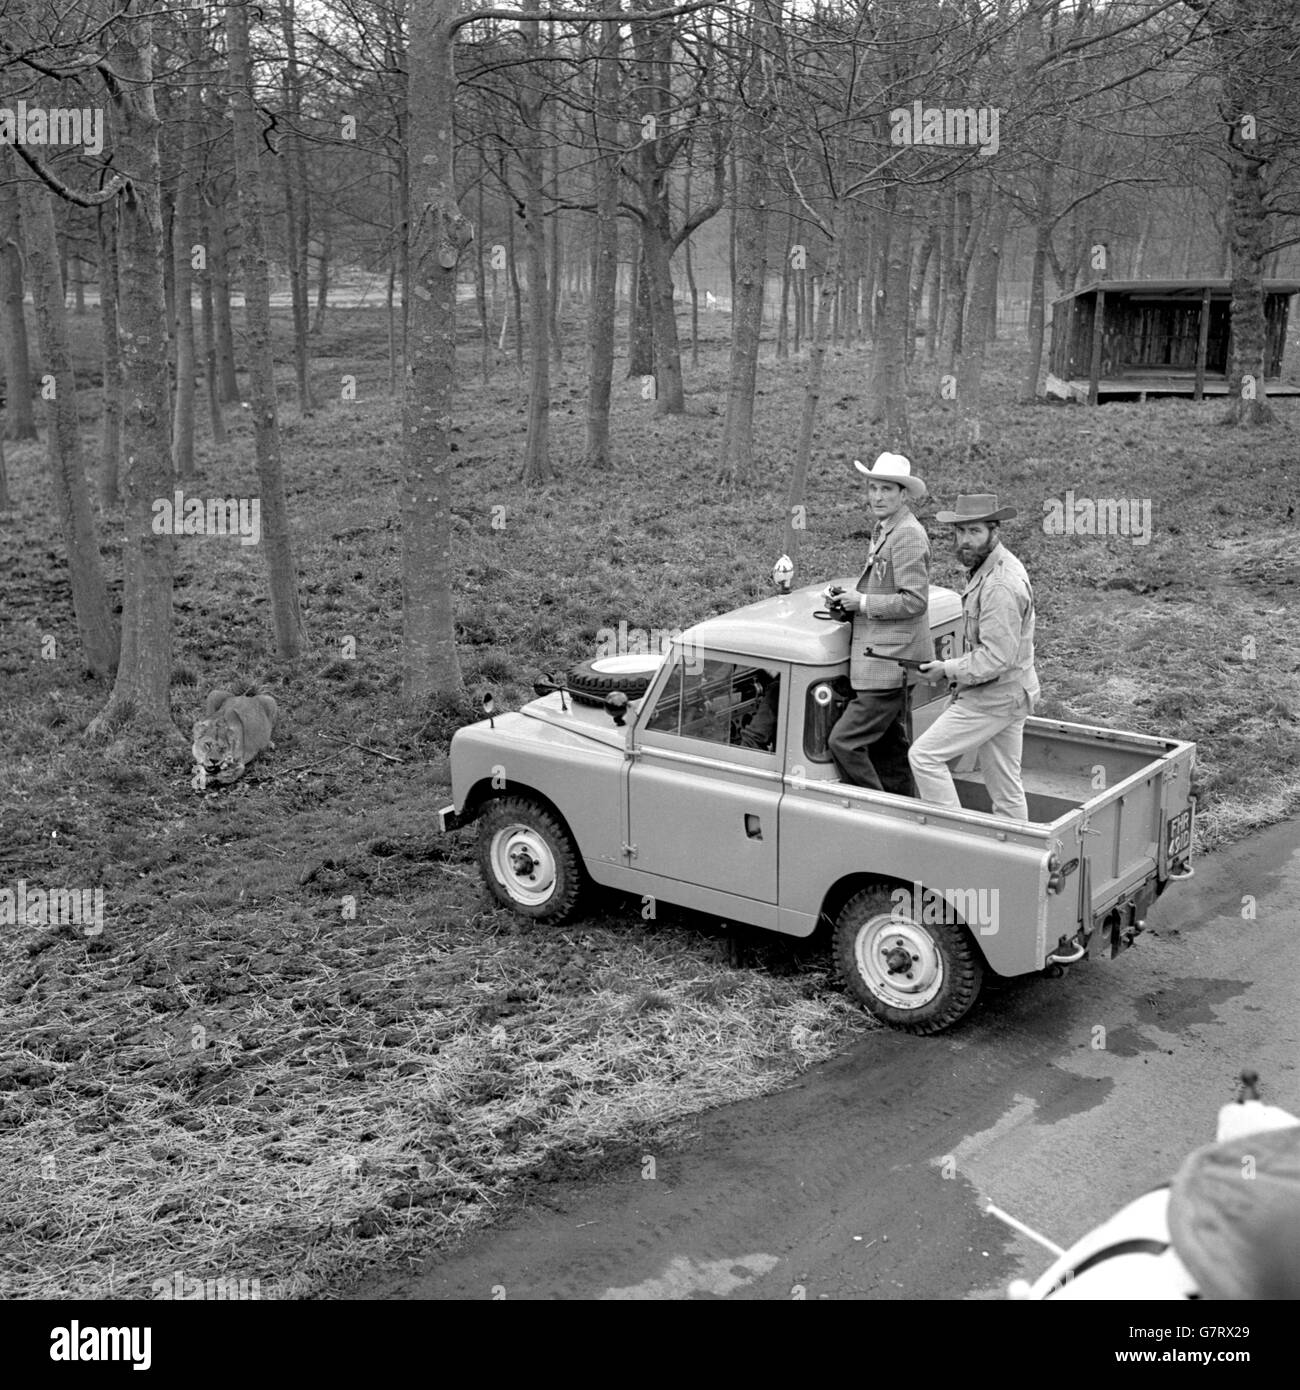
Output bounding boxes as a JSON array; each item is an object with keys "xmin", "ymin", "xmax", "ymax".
[{"xmin": 564, "ymin": 654, "xmax": 663, "ymax": 708}]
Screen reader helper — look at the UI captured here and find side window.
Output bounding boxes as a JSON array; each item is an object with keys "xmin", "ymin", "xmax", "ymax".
[
  {"xmin": 803, "ymin": 676, "xmax": 853, "ymax": 763},
  {"xmin": 645, "ymin": 659, "xmax": 684, "ymax": 734},
  {"xmin": 645, "ymin": 655, "xmax": 781, "ymax": 753}
]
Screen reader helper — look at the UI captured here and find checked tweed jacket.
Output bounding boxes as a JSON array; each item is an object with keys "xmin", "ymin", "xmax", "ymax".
[{"xmin": 848, "ymin": 507, "xmax": 932, "ymax": 689}]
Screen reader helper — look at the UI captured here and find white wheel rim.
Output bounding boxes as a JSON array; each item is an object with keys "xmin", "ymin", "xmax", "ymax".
[
  {"xmin": 589, "ymin": 654, "xmax": 664, "ymax": 675},
  {"xmin": 854, "ymin": 912, "xmax": 944, "ymax": 1010},
  {"xmin": 490, "ymin": 825, "xmax": 558, "ymax": 907}
]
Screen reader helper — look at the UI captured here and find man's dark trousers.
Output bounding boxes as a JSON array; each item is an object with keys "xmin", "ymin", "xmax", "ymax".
[{"xmin": 828, "ymin": 686, "xmax": 915, "ymax": 795}]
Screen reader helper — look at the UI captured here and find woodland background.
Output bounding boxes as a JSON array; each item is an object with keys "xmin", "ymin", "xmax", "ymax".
[{"xmin": 1, "ymin": 0, "xmax": 1298, "ymax": 1299}]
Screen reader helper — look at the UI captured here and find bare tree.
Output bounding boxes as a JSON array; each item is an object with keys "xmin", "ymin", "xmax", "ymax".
[
  {"xmin": 718, "ymin": 0, "xmax": 776, "ymax": 482},
  {"xmin": 88, "ymin": 4, "xmax": 184, "ymax": 738},
  {"xmin": 171, "ymin": 5, "xmax": 203, "ymax": 480},
  {"xmin": 227, "ymin": 0, "xmax": 307, "ymax": 658},
  {"xmin": 402, "ymin": 0, "xmax": 472, "ymax": 700},
  {"xmin": 16, "ymin": 174, "xmax": 118, "ymax": 676},
  {"xmin": 0, "ymin": 167, "xmax": 37, "ymax": 441},
  {"xmin": 96, "ymin": 197, "xmax": 123, "ymax": 506},
  {"xmin": 585, "ymin": 14, "xmax": 622, "ymax": 467}
]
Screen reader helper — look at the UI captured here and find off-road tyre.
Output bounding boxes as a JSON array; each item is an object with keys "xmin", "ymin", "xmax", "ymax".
[
  {"xmin": 564, "ymin": 655, "xmax": 661, "ymax": 709},
  {"xmin": 476, "ymin": 796, "xmax": 587, "ymax": 923},
  {"xmin": 833, "ymin": 884, "xmax": 984, "ymax": 1034}
]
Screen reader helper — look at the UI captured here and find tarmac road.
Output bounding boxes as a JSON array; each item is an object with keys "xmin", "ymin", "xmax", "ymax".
[{"xmin": 353, "ymin": 816, "xmax": 1300, "ymax": 1301}]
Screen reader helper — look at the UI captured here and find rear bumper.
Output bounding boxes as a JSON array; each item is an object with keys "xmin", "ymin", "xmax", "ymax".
[{"xmin": 435, "ymin": 803, "xmax": 465, "ymax": 833}]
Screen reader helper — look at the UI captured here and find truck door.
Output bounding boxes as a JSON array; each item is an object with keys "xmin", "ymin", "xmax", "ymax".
[{"xmin": 627, "ymin": 652, "xmax": 785, "ymax": 903}]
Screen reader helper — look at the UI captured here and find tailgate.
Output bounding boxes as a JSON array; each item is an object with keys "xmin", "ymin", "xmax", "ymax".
[{"xmin": 1077, "ymin": 739, "xmax": 1195, "ymax": 915}]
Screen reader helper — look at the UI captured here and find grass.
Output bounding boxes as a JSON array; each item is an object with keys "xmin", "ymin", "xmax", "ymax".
[{"xmin": 1, "ymin": 305, "xmax": 1298, "ymax": 1297}]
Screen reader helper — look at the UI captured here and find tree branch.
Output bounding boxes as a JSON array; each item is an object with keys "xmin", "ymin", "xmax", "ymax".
[
  {"xmin": 450, "ymin": 3, "xmax": 712, "ymax": 36},
  {"xmin": 8, "ymin": 143, "xmax": 128, "ymax": 208}
]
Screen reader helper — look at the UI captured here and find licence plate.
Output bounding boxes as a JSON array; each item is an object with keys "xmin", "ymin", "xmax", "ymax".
[{"xmin": 1166, "ymin": 807, "xmax": 1192, "ymax": 861}]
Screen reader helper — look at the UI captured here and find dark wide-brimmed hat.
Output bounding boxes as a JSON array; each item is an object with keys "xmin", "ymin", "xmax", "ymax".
[
  {"xmin": 935, "ymin": 493, "xmax": 1018, "ymax": 524},
  {"xmin": 852, "ymin": 451, "xmax": 926, "ymax": 498}
]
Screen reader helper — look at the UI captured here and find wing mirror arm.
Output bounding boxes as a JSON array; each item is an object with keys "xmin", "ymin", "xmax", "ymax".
[{"xmin": 532, "ymin": 674, "xmax": 569, "ymax": 711}]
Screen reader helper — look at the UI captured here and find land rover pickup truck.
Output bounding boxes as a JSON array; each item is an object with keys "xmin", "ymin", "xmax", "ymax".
[{"xmin": 436, "ymin": 581, "xmax": 1196, "ymax": 1033}]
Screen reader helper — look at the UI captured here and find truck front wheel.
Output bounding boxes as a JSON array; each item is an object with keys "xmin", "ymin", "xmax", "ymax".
[
  {"xmin": 834, "ymin": 886, "xmax": 984, "ymax": 1034},
  {"xmin": 477, "ymin": 797, "xmax": 587, "ymax": 923}
]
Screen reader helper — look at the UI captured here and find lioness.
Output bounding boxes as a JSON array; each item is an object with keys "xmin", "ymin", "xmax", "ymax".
[{"xmin": 191, "ymin": 689, "xmax": 278, "ymax": 790}]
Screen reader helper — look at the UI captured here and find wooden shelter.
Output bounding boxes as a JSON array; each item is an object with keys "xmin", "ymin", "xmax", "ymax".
[{"xmin": 1044, "ymin": 278, "xmax": 1300, "ymax": 402}]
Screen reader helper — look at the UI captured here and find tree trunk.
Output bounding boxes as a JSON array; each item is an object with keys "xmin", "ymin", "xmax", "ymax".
[
  {"xmin": 941, "ymin": 179, "xmax": 976, "ymax": 368},
  {"xmin": 97, "ymin": 200, "xmax": 124, "ymax": 506},
  {"xmin": 1022, "ymin": 218, "xmax": 1051, "ymax": 402},
  {"xmin": 1217, "ymin": 5, "xmax": 1276, "ymax": 428},
  {"xmin": 279, "ymin": 0, "xmax": 316, "ymax": 415},
  {"xmin": 641, "ymin": 201, "xmax": 685, "ymax": 412},
  {"xmin": 908, "ymin": 221, "xmax": 935, "ymax": 367},
  {"xmin": 547, "ymin": 101, "xmax": 563, "ymax": 366},
  {"xmin": 585, "ymin": 17, "xmax": 621, "ymax": 468},
  {"xmin": 199, "ymin": 231, "xmax": 226, "ymax": 445},
  {"xmin": 86, "ymin": 10, "xmax": 184, "ymax": 738},
  {"xmin": 626, "ymin": 238, "xmax": 653, "ymax": 377},
  {"xmin": 171, "ymin": 6, "xmax": 201, "ymax": 481},
  {"xmin": 206, "ymin": 197, "xmax": 240, "ymax": 402},
  {"xmin": 631, "ymin": 14, "xmax": 687, "ymax": 415},
  {"xmin": 866, "ymin": 183, "xmax": 913, "ymax": 456},
  {"xmin": 957, "ymin": 195, "xmax": 1011, "ymax": 461},
  {"xmin": 311, "ymin": 217, "xmax": 330, "ymax": 334},
  {"xmin": 228, "ymin": 0, "xmax": 307, "ymax": 658},
  {"xmin": 18, "ymin": 183, "xmax": 118, "ymax": 677},
  {"xmin": 475, "ymin": 162, "xmax": 491, "ymax": 383},
  {"xmin": 777, "ymin": 197, "xmax": 793, "ymax": 361},
  {"xmin": 70, "ymin": 253, "xmax": 85, "ymax": 315},
  {"xmin": 519, "ymin": 0, "xmax": 553, "ymax": 483},
  {"xmin": 506, "ymin": 206, "xmax": 524, "ymax": 377},
  {"xmin": 402, "ymin": 0, "xmax": 471, "ymax": 700},
  {"xmin": 0, "ymin": 160, "xmax": 38, "ymax": 441},
  {"xmin": 718, "ymin": 24, "xmax": 771, "ymax": 483},
  {"xmin": 683, "ymin": 165, "xmax": 700, "ymax": 369},
  {"xmin": 387, "ymin": 170, "xmax": 399, "ymax": 395},
  {"xmin": 782, "ymin": 213, "xmax": 841, "ymax": 585}
]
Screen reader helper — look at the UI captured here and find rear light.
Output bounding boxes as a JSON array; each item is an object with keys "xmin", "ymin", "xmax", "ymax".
[{"xmin": 1047, "ymin": 856, "xmax": 1079, "ymax": 895}]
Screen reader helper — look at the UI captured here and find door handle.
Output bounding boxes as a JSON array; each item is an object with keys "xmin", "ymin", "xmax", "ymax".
[{"xmin": 744, "ymin": 814, "xmax": 763, "ymax": 840}]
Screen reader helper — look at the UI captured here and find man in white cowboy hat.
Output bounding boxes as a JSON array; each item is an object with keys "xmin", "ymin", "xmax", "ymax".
[
  {"xmin": 910, "ymin": 493, "xmax": 1040, "ymax": 821},
  {"xmin": 824, "ymin": 452, "xmax": 931, "ymax": 794}
]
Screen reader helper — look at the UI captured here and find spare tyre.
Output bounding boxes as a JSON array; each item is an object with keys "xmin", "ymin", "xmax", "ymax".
[{"xmin": 565, "ymin": 653, "xmax": 664, "ymax": 708}]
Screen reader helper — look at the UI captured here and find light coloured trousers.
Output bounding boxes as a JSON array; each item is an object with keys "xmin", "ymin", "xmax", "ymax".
[{"xmin": 909, "ymin": 690, "xmax": 1032, "ymax": 821}]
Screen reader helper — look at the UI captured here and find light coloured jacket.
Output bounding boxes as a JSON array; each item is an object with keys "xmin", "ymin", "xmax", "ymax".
[
  {"xmin": 847, "ymin": 508, "xmax": 932, "ymax": 689},
  {"xmin": 940, "ymin": 541, "xmax": 1039, "ymax": 712}
]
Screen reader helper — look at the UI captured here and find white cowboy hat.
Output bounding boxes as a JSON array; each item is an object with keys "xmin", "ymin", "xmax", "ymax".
[{"xmin": 853, "ymin": 451, "xmax": 926, "ymax": 498}]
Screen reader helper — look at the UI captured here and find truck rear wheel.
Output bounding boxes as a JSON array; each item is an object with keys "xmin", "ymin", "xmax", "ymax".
[
  {"xmin": 476, "ymin": 797, "xmax": 586, "ymax": 924},
  {"xmin": 834, "ymin": 885, "xmax": 984, "ymax": 1034}
]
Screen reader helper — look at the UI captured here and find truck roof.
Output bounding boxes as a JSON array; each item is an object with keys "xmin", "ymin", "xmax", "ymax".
[{"xmin": 678, "ymin": 580, "xmax": 962, "ymax": 666}]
